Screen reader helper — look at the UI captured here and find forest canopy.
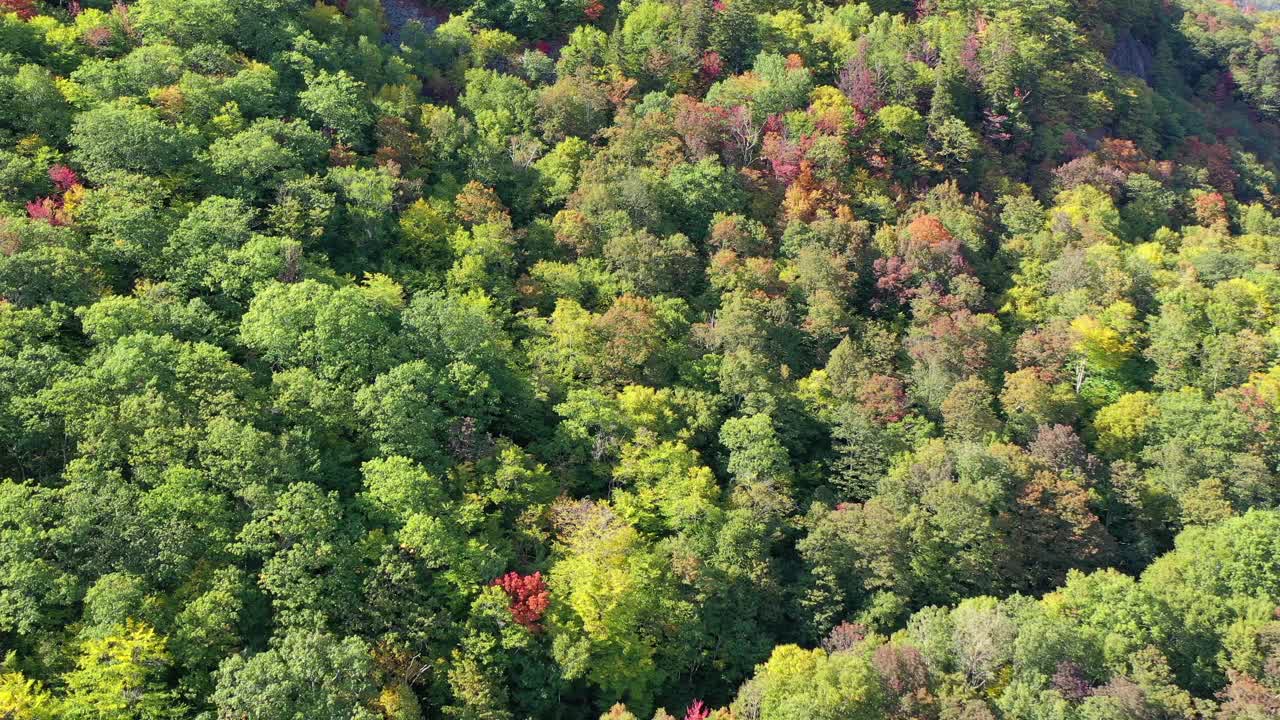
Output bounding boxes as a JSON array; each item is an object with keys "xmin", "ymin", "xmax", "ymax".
[{"xmin": 3, "ymin": 0, "xmax": 1280, "ymax": 718}]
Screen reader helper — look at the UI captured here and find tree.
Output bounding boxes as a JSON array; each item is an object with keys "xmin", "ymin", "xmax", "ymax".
[
  {"xmin": 950, "ymin": 597, "xmax": 1017, "ymax": 691},
  {"xmin": 1141, "ymin": 511, "xmax": 1280, "ymax": 692},
  {"xmin": 536, "ymin": 136, "xmax": 591, "ymax": 205},
  {"xmin": 234, "ymin": 483, "xmax": 361, "ymax": 629},
  {"xmin": 61, "ymin": 621, "xmax": 184, "ymax": 720},
  {"xmin": 603, "ymin": 230, "xmax": 699, "ymax": 297},
  {"xmin": 612, "ymin": 436, "xmax": 720, "ymax": 536},
  {"xmin": 797, "ymin": 500, "xmax": 907, "ymax": 638},
  {"xmin": 80, "ymin": 573, "xmax": 150, "ymax": 639},
  {"xmin": 38, "ymin": 333, "xmax": 257, "ymax": 477},
  {"xmin": 874, "ymin": 105, "xmax": 926, "ymax": 176},
  {"xmin": 0, "ymin": 481, "xmax": 72, "ymax": 639},
  {"xmin": 829, "ymin": 405, "xmax": 891, "ymax": 501},
  {"xmin": 171, "ymin": 569, "xmax": 250, "ymax": 699},
  {"xmin": 941, "ymin": 377, "xmax": 1000, "ymax": 442},
  {"xmin": 205, "ymin": 119, "xmax": 328, "ymax": 200},
  {"xmin": 617, "ymin": 0, "xmax": 695, "ymax": 91},
  {"xmin": 720, "ymin": 413, "xmax": 794, "ymax": 519},
  {"xmin": 359, "ymin": 455, "xmax": 447, "ymax": 526},
  {"xmin": 548, "ymin": 501, "xmax": 692, "ymax": 714},
  {"xmin": 906, "ymin": 311, "xmax": 1000, "ymax": 411},
  {"xmin": 492, "ymin": 572, "xmax": 550, "ymax": 631},
  {"xmin": 0, "ymin": 245, "xmax": 103, "ymax": 309},
  {"xmin": 158, "ymin": 196, "xmax": 255, "ymax": 293},
  {"xmin": 999, "ymin": 368, "xmax": 1078, "ymax": 440},
  {"xmin": 872, "ymin": 642, "xmax": 935, "ymax": 720},
  {"xmin": 133, "ymin": 0, "xmax": 236, "ymax": 46},
  {"xmin": 735, "ymin": 644, "xmax": 887, "ymax": 720},
  {"xmin": 299, "ymin": 71, "xmax": 373, "ymax": 149},
  {"xmin": 536, "ymin": 76, "xmax": 611, "ymax": 143},
  {"xmin": 1, "ymin": 64, "xmax": 71, "ymax": 143},
  {"xmin": 708, "ymin": 1, "xmax": 762, "ymax": 74},
  {"xmin": 1008, "ymin": 465, "xmax": 1117, "ymax": 593},
  {"xmin": 0, "ymin": 670, "xmax": 57, "ymax": 720},
  {"xmin": 70, "ymin": 101, "xmax": 196, "ymax": 179},
  {"xmin": 212, "ymin": 631, "xmax": 380, "ymax": 720},
  {"xmin": 1093, "ymin": 392, "xmax": 1159, "ymax": 458},
  {"xmin": 329, "ymin": 166, "xmax": 403, "ymax": 257},
  {"xmin": 356, "ymin": 359, "xmax": 497, "ymax": 464},
  {"xmin": 239, "ymin": 279, "xmax": 402, "ymax": 385}
]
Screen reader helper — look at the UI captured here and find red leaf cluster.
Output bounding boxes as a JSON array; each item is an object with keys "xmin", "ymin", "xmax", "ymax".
[
  {"xmin": 1050, "ymin": 660, "xmax": 1094, "ymax": 702},
  {"xmin": 1184, "ymin": 137, "xmax": 1238, "ymax": 193},
  {"xmin": 821, "ymin": 621, "xmax": 868, "ymax": 653},
  {"xmin": 857, "ymin": 374, "xmax": 909, "ymax": 424},
  {"xmin": 839, "ymin": 53, "xmax": 882, "ymax": 114},
  {"xmin": 493, "ymin": 571, "xmax": 550, "ymax": 631},
  {"xmin": 49, "ymin": 164, "xmax": 80, "ymax": 193},
  {"xmin": 874, "ymin": 215, "xmax": 970, "ymax": 306},
  {"xmin": 26, "ymin": 198, "xmax": 62, "ymax": 225},
  {"xmin": 26, "ymin": 165, "xmax": 82, "ymax": 226},
  {"xmin": 761, "ymin": 130, "xmax": 805, "ymax": 184},
  {"xmin": 1, "ymin": 0, "xmax": 37, "ymax": 20},
  {"xmin": 684, "ymin": 700, "xmax": 710, "ymax": 720},
  {"xmin": 700, "ymin": 51, "xmax": 723, "ymax": 80}
]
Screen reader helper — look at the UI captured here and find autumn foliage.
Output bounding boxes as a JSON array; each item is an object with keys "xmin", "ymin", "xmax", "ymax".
[
  {"xmin": 493, "ymin": 571, "xmax": 550, "ymax": 631},
  {"xmin": 1, "ymin": 0, "xmax": 36, "ymax": 19},
  {"xmin": 5, "ymin": 0, "xmax": 1280, "ymax": 718}
]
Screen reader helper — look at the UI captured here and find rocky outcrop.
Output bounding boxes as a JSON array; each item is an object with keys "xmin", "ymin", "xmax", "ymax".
[{"xmin": 1109, "ymin": 28, "xmax": 1155, "ymax": 84}]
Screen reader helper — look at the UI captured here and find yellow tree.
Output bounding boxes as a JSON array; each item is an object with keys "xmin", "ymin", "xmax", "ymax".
[{"xmin": 61, "ymin": 620, "xmax": 183, "ymax": 720}]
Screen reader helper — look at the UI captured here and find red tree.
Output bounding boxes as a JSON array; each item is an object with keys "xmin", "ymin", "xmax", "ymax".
[
  {"xmin": 26, "ymin": 164, "xmax": 82, "ymax": 226},
  {"xmin": 821, "ymin": 621, "xmax": 868, "ymax": 653},
  {"xmin": 1, "ymin": 0, "xmax": 37, "ymax": 20},
  {"xmin": 684, "ymin": 700, "xmax": 710, "ymax": 720},
  {"xmin": 838, "ymin": 51, "xmax": 882, "ymax": 113},
  {"xmin": 700, "ymin": 51, "xmax": 724, "ymax": 80},
  {"xmin": 1194, "ymin": 191, "xmax": 1228, "ymax": 226},
  {"xmin": 1184, "ymin": 138, "xmax": 1238, "ymax": 193},
  {"xmin": 857, "ymin": 375, "xmax": 909, "ymax": 425},
  {"xmin": 1050, "ymin": 660, "xmax": 1094, "ymax": 702},
  {"xmin": 874, "ymin": 215, "xmax": 969, "ymax": 306},
  {"xmin": 26, "ymin": 198, "xmax": 63, "ymax": 225},
  {"xmin": 48, "ymin": 164, "xmax": 80, "ymax": 192},
  {"xmin": 760, "ymin": 128, "xmax": 805, "ymax": 184},
  {"xmin": 673, "ymin": 95, "xmax": 728, "ymax": 161},
  {"xmin": 493, "ymin": 571, "xmax": 550, "ymax": 631}
]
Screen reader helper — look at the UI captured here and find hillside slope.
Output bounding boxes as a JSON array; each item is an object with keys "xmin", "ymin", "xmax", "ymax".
[{"xmin": 2, "ymin": 0, "xmax": 1280, "ymax": 718}]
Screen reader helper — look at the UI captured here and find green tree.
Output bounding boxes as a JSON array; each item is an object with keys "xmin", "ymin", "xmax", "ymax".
[
  {"xmin": 299, "ymin": 71, "xmax": 373, "ymax": 149},
  {"xmin": 239, "ymin": 279, "xmax": 402, "ymax": 385},
  {"xmin": 0, "ymin": 480, "xmax": 73, "ymax": 636},
  {"xmin": 734, "ymin": 644, "xmax": 887, "ymax": 720},
  {"xmin": 234, "ymin": 483, "xmax": 361, "ymax": 629},
  {"xmin": 133, "ymin": 0, "xmax": 237, "ymax": 46},
  {"xmin": 212, "ymin": 631, "xmax": 380, "ymax": 720},
  {"xmin": 70, "ymin": 101, "xmax": 197, "ymax": 179},
  {"xmin": 204, "ymin": 119, "xmax": 328, "ymax": 200}
]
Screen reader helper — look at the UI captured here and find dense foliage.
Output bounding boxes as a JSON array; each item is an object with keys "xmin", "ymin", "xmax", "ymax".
[{"xmin": 3, "ymin": 0, "xmax": 1280, "ymax": 717}]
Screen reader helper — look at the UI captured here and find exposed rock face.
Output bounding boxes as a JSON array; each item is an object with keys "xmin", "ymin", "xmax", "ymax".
[
  {"xmin": 1109, "ymin": 28, "xmax": 1154, "ymax": 84},
  {"xmin": 383, "ymin": 0, "xmax": 443, "ymax": 46}
]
